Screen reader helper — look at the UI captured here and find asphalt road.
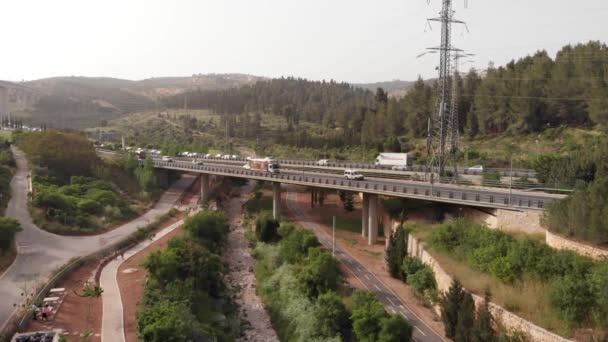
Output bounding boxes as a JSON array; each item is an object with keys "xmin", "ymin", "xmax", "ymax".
[
  {"xmin": 0, "ymin": 148, "xmax": 195, "ymax": 331},
  {"xmin": 154, "ymin": 159, "xmax": 564, "ymax": 210},
  {"xmin": 284, "ymin": 191, "xmax": 445, "ymax": 342}
]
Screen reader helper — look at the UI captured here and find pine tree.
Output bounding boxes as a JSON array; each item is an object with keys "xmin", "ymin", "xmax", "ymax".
[
  {"xmin": 385, "ymin": 227, "xmax": 408, "ymax": 280},
  {"xmin": 473, "ymin": 288, "xmax": 495, "ymax": 342},
  {"xmin": 455, "ymin": 292, "xmax": 475, "ymax": 342},
  {"xmin": 441, "ymin": 279, "xmax": 465, "ymax": 339}
]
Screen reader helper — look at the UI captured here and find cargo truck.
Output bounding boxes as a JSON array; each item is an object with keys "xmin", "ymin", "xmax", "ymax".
[
  {"xmin": 374, "ymin": 153, "xmax": 414, "ymax": 169},
  {"xmin": 247, "ymin": 157, "xmax": 280, "ymax": 173}
]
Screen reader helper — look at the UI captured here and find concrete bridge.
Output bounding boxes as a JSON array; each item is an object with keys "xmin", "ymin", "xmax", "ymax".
[{"xmin": 150, "ymin": 158, "xmax": 565, "ymax": 245}]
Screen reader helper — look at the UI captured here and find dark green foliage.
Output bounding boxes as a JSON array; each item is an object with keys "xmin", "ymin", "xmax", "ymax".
[
  {"xmin": 298, "ymin": 248, "xmax": 342, "ymax": 298},
  {"xmin": 455, "ymin": 292, "xmax": 475, "ymax": 342},
  {"xmin": 590, "ymin": 263, "xmax": 608, "ymax": 328},
  {"xmin": 402, "ymin": 256, "xmax": 425, "ymax": 280},
  {"xmin": 351, "ymin": 290, "xmax": 389, "ymax": 342},
  {"xmin": 137, "ymin": 209, "xmax": 239, "ymax": 341},
  {"xmin": 312, "ymin": 291, "xmax": 351, "ymax": 340},
  {"xmin": 255, "ymin": 212, "xmax": 279, "ymax": 242},
  {"xmin": 19, "ymin": 130, "xmax": 100, "ymax": 181},
  {"xmin": 0, "ymin": 218, "xmax": 21, "ymax": 255},
  {"xmin": 473, "ymin": 289, "xmax": 496, "ymax": 342},
  {"xmin": 441, "ymin": 279, "xmax": 466, "ymax": 339},
  {"xmin": 0, "ymin": 143, "xmax": 14, "ymax": 212},
  {"xmin": 338, "ymin": 191, "xmax": 355, "ymax": 211},
  {"xmin": 183, "ymin": 210, "xmax": 228, "ymax": 250},
  {"xmin": 549, "ymin": 275, "xmax": 595, "ymax": 325},
  {"xmin": 407, "ymin": 266, "xmax": 437, "ymax": 298},
  {"xmin": 385, "ymin": 227, "xmax": 408, "ymax": 279},
  {"xmin": 378, "ymin": 314, "xmax": 413, "ymax": 342},
  {"xmin": 279, "ymin": 227, "xmax": 320, "ymax": 264}
]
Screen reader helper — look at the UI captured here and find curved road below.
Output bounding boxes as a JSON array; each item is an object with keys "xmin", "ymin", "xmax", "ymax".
[{"xmin": 0, "ymin": 147, "xmax": 195, "ymax": 330}]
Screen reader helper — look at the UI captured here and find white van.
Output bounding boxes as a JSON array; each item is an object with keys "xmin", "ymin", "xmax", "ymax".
[{"xmin": 344, "ymin": 169, "xmax": 364, "ymax": 180}]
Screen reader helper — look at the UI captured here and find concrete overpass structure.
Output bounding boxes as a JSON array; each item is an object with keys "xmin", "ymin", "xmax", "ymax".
[{"xmin": 150, "ymin": 158, "xmax": 565, "ymax": 245}]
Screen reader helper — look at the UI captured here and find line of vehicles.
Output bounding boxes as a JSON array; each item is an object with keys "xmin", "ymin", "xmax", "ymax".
[{"xmin": 129, "ymin": 148, "xmax": 484, "ymax": 181}]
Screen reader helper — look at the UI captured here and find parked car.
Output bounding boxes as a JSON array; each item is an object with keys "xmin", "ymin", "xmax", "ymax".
[
  {"xmin": 466, "ymin": 165, "xmax": 484, "ymax": 172},
  {"xmin": 161, "ymin": 156, "xmax": 173, "ymax": 162},
  {"xmin": 317, "ymin": 159, "xmax": 329, "ymax": 166},
  {"xmin": 344, "ymin": 169, "xmax": 364, "ymax": 180}
]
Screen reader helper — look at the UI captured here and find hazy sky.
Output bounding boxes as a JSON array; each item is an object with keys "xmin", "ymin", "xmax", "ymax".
[{"xmin": 2, "ymin": 0, "xmax": 606, "ymax": 83}]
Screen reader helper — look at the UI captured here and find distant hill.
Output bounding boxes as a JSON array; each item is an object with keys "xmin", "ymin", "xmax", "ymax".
[
  {"xmin": 354, "ymin": 80, "xmax": 415, "ymax": 98},
  {"xmin": 14, "ymin": 74, "xmax": 265, "ymax": 128}
]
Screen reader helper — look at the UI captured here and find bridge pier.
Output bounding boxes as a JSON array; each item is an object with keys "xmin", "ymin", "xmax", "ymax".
[
  {"xmin": 273, "ymin": 182, "xmax": 281, "ymax": 220},
  {"xmin": 367, "ymin": 194, "xmax": 378, "ymax": 245},
  {"xmin": 200, "ymin": 173, "xmax": 210, "ymax": 202},
  {"xmin": 155, "ymin": 169, "xmax": 169, "ymax": 188},
  {"xmin": 361, "ymin": 193, "xmax": 369, "ymax": 238}
]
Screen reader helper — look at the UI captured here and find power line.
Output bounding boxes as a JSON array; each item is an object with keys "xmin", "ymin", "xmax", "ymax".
[{"xmin": 460, "ymin": 94, "xmax": 603, "ymax": 101}]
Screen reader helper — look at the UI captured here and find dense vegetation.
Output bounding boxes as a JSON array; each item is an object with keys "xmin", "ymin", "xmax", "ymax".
[
  {"xmin": 0, "ymin": 141, "xmax": 15, "ymax": 213},
  {"xmin": 429, "ymin": 219, "xmax": 608, "ymax": 332},
  {"xmin": 137, "ymin": 210, "xmax": 240, "ymax": 341},
  {"xmin": 164, "ymin": 42, "xmax": 608, "ymax": 155},
  {"xmin": 17, "ymin": 130, "xmax": 156, "ymax": 234},
  {"xmin": 537, "ymin": 134, "xmax": 608, "ymax": 246},
  {"xmin": 253, "ymin": 221, "xmax": 413, "ymax": 341},
  {"xmin": 0, "ymin": 217, "xmax": 21, "ymax": 257}
]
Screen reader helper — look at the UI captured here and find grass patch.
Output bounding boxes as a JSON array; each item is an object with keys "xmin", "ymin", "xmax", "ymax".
[
  {"xmin": 0, "ymin": 130, "xmax": 12, "ymax": 142},
  {"xmin": 327, "ymin": 215, "xmax": 361, "ymax": 234}
]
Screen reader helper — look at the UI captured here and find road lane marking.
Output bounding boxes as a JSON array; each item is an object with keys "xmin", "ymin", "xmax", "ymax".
[
  {"xmin": 374, "ymin": 284, "xmax": 381, "ymax": 291},
  {"xmin": 416, "ymin": 327, "xmax": 427, "ymax": 336},
  {"xmin": 387, "ymin": 297, "xmax": 396, "ymax": 306},
  {"xmin": 364, "ymin": 274, "xmax": 370, "ymax": 280}
]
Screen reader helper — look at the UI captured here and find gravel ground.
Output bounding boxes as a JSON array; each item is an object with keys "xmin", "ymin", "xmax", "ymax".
[{"xmin": 223, "ymin": 182, "xmax": 279, "ymax": 342}]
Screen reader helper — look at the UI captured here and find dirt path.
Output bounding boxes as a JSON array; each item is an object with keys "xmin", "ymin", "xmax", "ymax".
[{"xmin": 223, "ymin": 182, "xmax": 279, "ymax": 342}]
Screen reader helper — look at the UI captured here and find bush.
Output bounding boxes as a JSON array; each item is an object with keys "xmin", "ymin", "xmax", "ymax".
[
  {"xmin": 549, "ymin": 275, "xmax": 594, "ymax": 325},
  {"xmin": 407, "ymin": 266, "xmax": 437, "ymax": 299},
  {"xmin": 255, "ymin": 212, "xmax": 279, "ymax": 242},
  {"xmin": 401, "ymin": 256, "xmax": 425, "ymax": 281},
  {"xmin": 183, "ymin": 211, "xmax": 228, "ymax": 249},
  {"xmin": 77, "ymin": 199, "xmax": 100, "ymax": 215},
  {"xmin": 0, "ymin": 218, "xmax": 21, "ymax": 255},
  {"xmin": 386, "ymin": 227, "xmax": 408, "ymax": 280},
  {"xmin": 298, "ymin": 248, "xmax": 342, "ymax": 298}
]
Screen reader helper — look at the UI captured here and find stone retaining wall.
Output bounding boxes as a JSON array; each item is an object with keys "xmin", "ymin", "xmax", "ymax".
[
  {"xmin": 461, "ymin": 207, "xmax": 544, "ymax": 235},
  {"xmin": 546, "ymin": 230, "xmax": 608, "ymax": 260},
  {"xmin": 406, "ymin": 235, "xmax": 572, "ymax": 342}
]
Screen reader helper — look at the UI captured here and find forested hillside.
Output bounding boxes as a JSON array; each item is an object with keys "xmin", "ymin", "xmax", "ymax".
[
  {"xmin": 15, "ymin": 74, "xmax": 263, "ymax": 129},
  {"xmin": 163, "ymin": 41, "xmax": 608, "ymax": 152}
]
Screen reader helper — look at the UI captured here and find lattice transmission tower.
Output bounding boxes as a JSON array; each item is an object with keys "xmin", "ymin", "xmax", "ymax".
[{"xmin": 425, "ymin": 0, "xmax": 467, "ymax": 180}]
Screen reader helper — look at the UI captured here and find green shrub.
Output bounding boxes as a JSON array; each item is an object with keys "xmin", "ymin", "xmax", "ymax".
[
  {"xmin": 401, "ymin": 256, "xmax": 425, "ymax": 281},
  {"xmin": 0, "ymin": 217, "xmax": 21, "ymax": 255},
  {"xmin": 386, "ymin": 227, "xmax": 408, "ymax": 280},
  {"xmin": 255, "ymin": 212, "xmax": 279, "ymax": 242},
  {"xmin": 549, "ymin": 275, "xmax": 594, "ymax": 325},
  {"xmin": 77, "ymin": 199, "xmax": 100, "ymax": 214},
  {"xmin": 408, "ymin": 266, "xmax": 437, "ymax": 299}
]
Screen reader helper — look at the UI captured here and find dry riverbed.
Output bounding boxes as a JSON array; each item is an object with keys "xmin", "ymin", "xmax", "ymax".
[{"xmin": 222, "ymin": 182, "xmax": 279, "ymax": 342}]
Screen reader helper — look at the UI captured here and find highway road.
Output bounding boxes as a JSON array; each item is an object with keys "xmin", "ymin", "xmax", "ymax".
[
  {"xmin": 0, "ymin": 148, "xmax": 196, "ymax": 332},
  {"xmin": 285, "ymin": 192, "xmax": 445, "ymax": 342},
  {"xmin": 152, "ymin": 158, "xmax": 565, "ymax": 211}
]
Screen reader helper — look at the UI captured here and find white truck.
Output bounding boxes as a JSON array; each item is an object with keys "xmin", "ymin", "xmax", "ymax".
[
  {"xmin": 374, "ymin": 153, "xmax": 414, "ymax": 170},
  {"xmin": 247, "ymin": 157, "xmax": 280, "ymax": 174}
]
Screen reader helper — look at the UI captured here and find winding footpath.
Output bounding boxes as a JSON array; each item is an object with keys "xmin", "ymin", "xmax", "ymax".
[{"xmin": 0, "ymin": 147, "xmax": 195, "ymax": 331}]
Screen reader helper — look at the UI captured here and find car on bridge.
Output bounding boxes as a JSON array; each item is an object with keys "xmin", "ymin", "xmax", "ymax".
[
  {"xmin": 161, "ymin": 156, "xmax": 173, "ymax": 162},
  {"xmin": 466, "ymin": 165, "xmax": 484, "ymax": 172},
  {"xmin": 317, "ymin": 159, "xmax": 329, "ymax": 166},
  {"xmin": 192, "ymin": 159, "xmax": 203, "ymax": 165},
  {"xmin": 344, "ymin": 169, "xmax": 364, "ymax": 180}
]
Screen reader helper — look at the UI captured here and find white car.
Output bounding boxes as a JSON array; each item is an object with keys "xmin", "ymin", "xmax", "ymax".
[
  {"xmin": 192, "ymin": 159, "xmax": 203, "ymax": 165},
  {"xmin": 317, "ymin": 159, "xmax": 329, "ymax": 166},
  {"xmin": 221, "ymin": 154, "xmax": 231, "ymax": 160},
  {"xmin": 243, "ymin": 164, "xmax": 251, "ymax": 170},
  {"xmin": 391, "ymin": 165, "xmax": 408, "ymax": 171},
  {"xmin": 466, "ymin": 165, "xmax": 484, "ymax": 172},
  {"xmin": 203, "ymin": 153, "xmax": 211, "ymax": 158},
  {"xmin": 231, "ymin": 154, "xmax": 239, "ymax": 160},
  {"xmin": 344, "ymin": 169, "xmax": 364, "ymax": 180},
  {"xmin": 161, "ymin": 156, "xmax": 173, "ymax": 162},
  {"xmin": 215, "ymin": 153, "xmax": 222, "ymax": 158}
]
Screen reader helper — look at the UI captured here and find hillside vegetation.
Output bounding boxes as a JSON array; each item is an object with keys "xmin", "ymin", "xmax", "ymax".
[
  {"xmin": 15, "ymin": 74, "xmax": 263, "ymax": 129},
  {"xmin": 162, "ymin": 42, "xmax": 608, "ymax": 160},
  {"xmin": 16, "ymin": 130, "xmax": 157, "ymax": 234}
]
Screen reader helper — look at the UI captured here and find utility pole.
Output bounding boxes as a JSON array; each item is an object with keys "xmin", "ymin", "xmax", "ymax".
[{"xmin": 425, "ymin": 0, "xmax": 468, "ymax": 180}]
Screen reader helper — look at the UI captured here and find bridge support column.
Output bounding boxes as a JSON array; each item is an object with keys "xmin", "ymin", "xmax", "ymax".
[
  {"xmin": 272, "ymin": 182, "xmax": 281, "ymax": 220},
  {"xmin": 200, "ymin": 173, "xmax": 210, "ymax": 203},
  {"xmin": 368, "ymin": 194, "xmax": 378, "ymax": 245},
  {"xmin": 155, "ymin": 169, "xmax": 169, "ymax": 188},
  {"xmin": 361, "ymin": 193, "xmax": 369, "ymax": 238}
]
